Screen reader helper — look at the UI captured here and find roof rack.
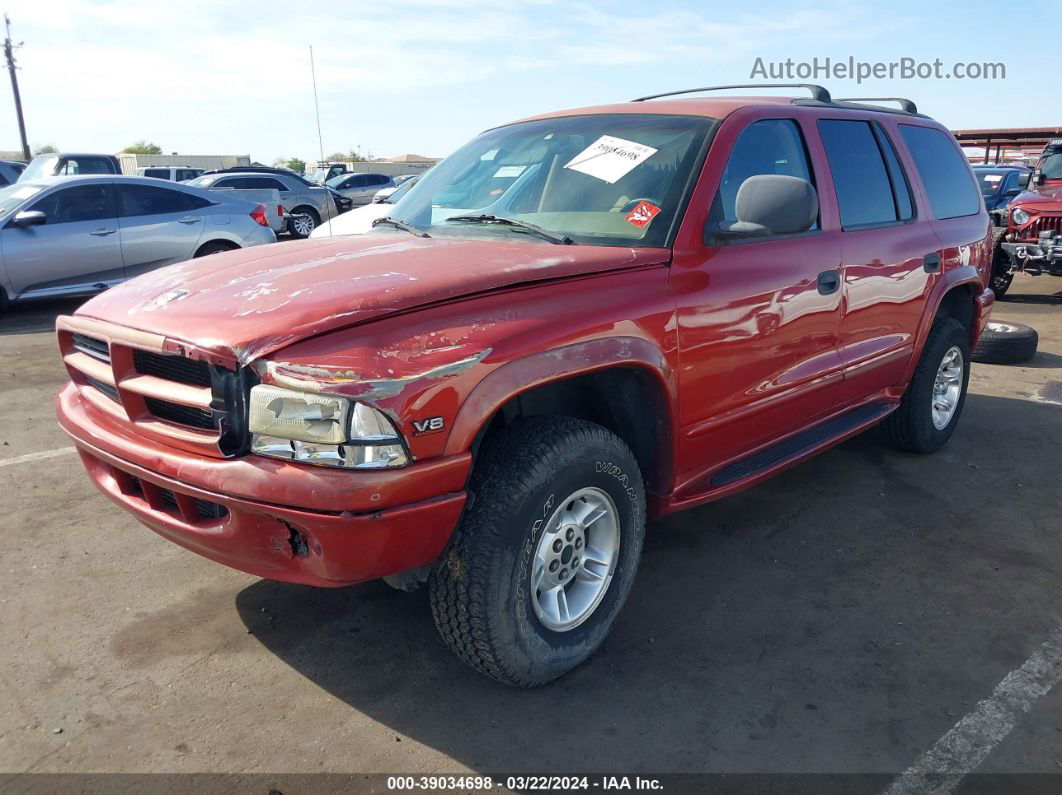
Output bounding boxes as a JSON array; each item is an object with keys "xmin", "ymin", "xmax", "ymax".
[
  {"xmin": 631, "ymin": 83, "xmax": 831, "ymax": 103},
  {"xmin": 835, "ymin": 97, "xmax": 918, "ymax": 114}
]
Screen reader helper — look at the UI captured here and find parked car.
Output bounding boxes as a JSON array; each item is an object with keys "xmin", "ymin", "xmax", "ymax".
[
  {"xmin": 200, "ymin": 166, "xmax": 313, "ymax": 185},
  {"xmin": 990, "ymin": 138, "xmax": 1062, "ymax": 297},
  {"xmin": 0, "ymin": 160, "xmax": 26, "ymax": 186},
  {"xmin": 972, "ymin": 164, "xmax": 1030, "ymax": 212},
  {"xmin": 137, "ymin": 166, "xmax": 204, "ymax": 182},
  {"xmin": 55, "ymin": 85, "xmax": 992, "ymax": 687},
  {"xmin": 326, "ymin": 172, "xmax": 395, "ymax": 206},
  {"xmin": 308, "ymin": 163, "xmax": 349, "ymax": 184},
  {"xmin": 310, "ymin": 175, "xmax": 420, "ymax": 238},
  {"xmin": 187, "ymin": 181, "xmax": 289, "ymax": 236},
  {"xmin": 18, "ymin": 153, "xmax": 120, "ymax": 181},
  {"xmin": 185, "ymin": 171, "xmax": 336, "ymax": 238},
  {"xmin": 0, "ymin": 175, "xmax": 275, "ymax": 307}
]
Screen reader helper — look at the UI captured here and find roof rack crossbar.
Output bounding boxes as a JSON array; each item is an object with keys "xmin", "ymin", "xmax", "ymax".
[
  {"xmin": 835, "ymin": 97, "xmax": 918, "ymax": 114},
  {"xmin": 632, "ymin": 83, "xmax": 831, "ymax": 103}
]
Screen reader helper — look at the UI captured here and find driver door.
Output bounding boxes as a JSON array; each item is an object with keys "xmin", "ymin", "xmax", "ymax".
[{"xmin": 1, "ymin": 182, "xmax": 123, "ymax": 300}]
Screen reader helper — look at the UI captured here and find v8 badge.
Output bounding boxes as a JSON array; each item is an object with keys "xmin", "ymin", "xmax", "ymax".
[{"xmin": 412, "ymin": 416, "xmax": 445, "ymax": 436}]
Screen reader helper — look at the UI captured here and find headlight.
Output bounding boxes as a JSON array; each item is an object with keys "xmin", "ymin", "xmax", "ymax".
[
  {"xmin": 248, "ymin": 384, "xmax": 408, "ymax": 469},
  {"xmin": 1011, "ymin": 207, "xmax": 1031, "ymax": 226}
]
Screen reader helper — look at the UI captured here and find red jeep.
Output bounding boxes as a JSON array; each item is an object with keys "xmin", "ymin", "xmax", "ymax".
[
  {"xmin": 55, "ymin": 85, "xmax": 993, "ymax": 686},
  {"xmin": 991, "ymin": 137, "xmax": 1062, "ymax": 296}
]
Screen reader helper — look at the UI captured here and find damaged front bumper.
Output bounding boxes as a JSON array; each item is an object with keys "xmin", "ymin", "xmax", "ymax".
[{"xmin": 56, "ymin": 382, "xmax": 469, "ymax": 587}]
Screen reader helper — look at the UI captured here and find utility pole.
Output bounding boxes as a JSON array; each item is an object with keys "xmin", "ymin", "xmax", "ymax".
[{"xmin": 4, "ymin": 15, "xmax": 30, "ymax": 161}]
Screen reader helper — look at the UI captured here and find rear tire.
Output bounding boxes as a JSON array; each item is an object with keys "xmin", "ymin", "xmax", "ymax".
[
  {"xmin": 288, "ymin": 206, "xmax": 319, "ymax": 239},
  {"xmin": 972, "ymin": 321, "xmax": 1038, "ymax": 364},
  {"xmin": 990, "ymin": 232, "xmax": 1014, "ymax": 298},
  {"xmin": 429, "ymin": 416, "xmax": 646, "ymax": 687},
  {"xmin": 883, "ymin": 317, "xmax": 970, "ymax": 454},
  {"xmin": 194, "ymin": 240, "xmax": 237, "ymax": 258}
]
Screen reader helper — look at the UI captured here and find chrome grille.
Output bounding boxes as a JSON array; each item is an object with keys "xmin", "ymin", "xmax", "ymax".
[{"xmin": 73, "ymin": 333, "xmax": 110, "ymax": 362}]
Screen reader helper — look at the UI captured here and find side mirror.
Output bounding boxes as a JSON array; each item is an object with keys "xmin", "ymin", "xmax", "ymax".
[
  {"xmin": 12, "ymin": 210, "xmax": 46, "ymax": 228},
  {"xmin": 1004, "ymin": 187, "xmax": 1021, "ymax": 198},
  {"xmin": 722, "ymin": 175, "xmax": 818, "ymax": 238}
]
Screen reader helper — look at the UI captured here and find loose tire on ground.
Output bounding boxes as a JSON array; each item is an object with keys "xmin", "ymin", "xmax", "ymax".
[
  {"xmin": 194, "ymin": 240, "xmax": 237, "ymax": 258},
  {"xmin": 429, "ymin": 416, "xmax": 646, "ymax": 687},
  {"xmin": 883, "ymin": 317, "xmax": 971, "ymax": 454},
  {"xmin": 972, "ymin": 321, "xmax": 1038, "ymax": 365}
]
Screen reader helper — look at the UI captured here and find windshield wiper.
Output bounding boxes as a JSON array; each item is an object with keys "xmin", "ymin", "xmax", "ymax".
[
  {"xmin": 444, "ymin": 214, "xmax": 575, "ymax": 245},
  {"xmin": 372, "ymin": 216, "xmax": 431, "ymax": 238}
]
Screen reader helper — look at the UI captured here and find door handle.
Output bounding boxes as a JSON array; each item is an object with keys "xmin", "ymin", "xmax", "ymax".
[
  {"xmin": 923, "ymin": 252, "xmax": 942, "ymax": 273},
  {"xmin": 817, "ymin": 270, "xmax": 840, "ymax": 295},
  {"xmin": 89, "ymin": 228, "xmax": 117, "ymax": 236},
  {"xmin": 177, "ymin": 216, "xmax": 201, "ymax": 224}
]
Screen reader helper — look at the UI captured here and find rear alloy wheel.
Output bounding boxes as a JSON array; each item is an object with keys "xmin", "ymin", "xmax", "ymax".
[
  {"xmin": 288, "ymin": 207, "xmax": 319, "ymax": 239},
  {"xmin": 194, "ymin": 241, "xmax": 236, "ymax": 258},
  {"xmin": 429, "ymin": 416, "xmax": 645, "ymax": 687},
  {"xmin": 972, "ymin": 321, "xmax": 1039, "ymax": 365},
  {"xmin": 883, "ymin": 317, "xmax": 971, "ymax": 454}
]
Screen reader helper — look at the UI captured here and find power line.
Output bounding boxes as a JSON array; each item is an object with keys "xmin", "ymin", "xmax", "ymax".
[{"xmin": 3, "ymin": 14, "xmax": 30, "ymax": 161}]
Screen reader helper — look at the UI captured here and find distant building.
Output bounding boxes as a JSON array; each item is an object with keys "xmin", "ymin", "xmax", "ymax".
[{"xmin": 117, "ymin": 153, "xmax": 251, "ymax": 175}]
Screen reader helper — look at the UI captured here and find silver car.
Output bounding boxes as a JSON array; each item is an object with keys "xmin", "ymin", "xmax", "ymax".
[
  {"xmin": 185, "ymin": 172, "xmax": 336, "ymax": 238},
  {"xmin": 0, "ymin": 175, "xmax": 276, "ymax": 306},
  {"xmin": 325, "ymin": 172, "xmax": 396, "ymax": 207}
]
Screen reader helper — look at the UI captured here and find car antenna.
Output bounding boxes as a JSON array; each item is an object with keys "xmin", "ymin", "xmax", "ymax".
[{"xmin": 308, "ymin": 44, "xmax": 332, "ymax": 238}]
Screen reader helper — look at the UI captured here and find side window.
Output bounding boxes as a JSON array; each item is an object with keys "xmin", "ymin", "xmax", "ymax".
[
  {"xmin": 372, "ymin": 175, "xmax": 391, "ymax": 186},
  {"xmin": 709, "ymin": 119, "xmax": 816, "ymax": 234},
  {"xmin": 143, "ymin": 169, "xmax": 169, "ymax": 179},
  {"xmin": 348, "ymin": 175, "xmax": 370, "ymax": 188},
  {"xmin": 898, "ymin": 125, "xmax": 981, "ymax": 219},
  {"xmin": 215, "ymin": 177, "xmax": 245, "ymax": 189},
  {"xmin": 29, "ymin": 184, "xmax": 113, "ymax": 223},
  {"xmin": 117, "ymin": 184, "xmax": 197, "ymax": 217},
  {"xmin": 872, "ymin": 125, "xmax": 914, "ymax": 221},
  {"xmin": 818, "ymin": 119, "xmax": 912, "ymax": 229}
]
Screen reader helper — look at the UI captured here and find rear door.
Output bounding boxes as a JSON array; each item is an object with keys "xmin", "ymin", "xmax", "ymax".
[
  {"xmin": 817, "ymin": 117, "xmax": 942, "ymax": 405},
  {"xmin": 1, "ymin": 182, "xmax": 122, "ymax": 299},
  {"xmin": 115, "ymin": 182, "xmax": 211, "ymax": 278}
]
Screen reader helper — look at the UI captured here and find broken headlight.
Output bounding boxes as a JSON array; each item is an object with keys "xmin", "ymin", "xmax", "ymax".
[{"xmin": 248, "ymin": 384, "xmax": 408, "ymax": 469}]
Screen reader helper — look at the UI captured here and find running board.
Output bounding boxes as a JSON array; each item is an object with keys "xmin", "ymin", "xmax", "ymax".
[{"xmin": 709, "ymin": 401, "xmax": 895, "ymax": 488}]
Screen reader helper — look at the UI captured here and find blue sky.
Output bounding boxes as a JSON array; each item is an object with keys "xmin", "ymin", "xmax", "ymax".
[{"xmin": 3, "ymin": 0, "xmax": 1058, "ymax": 164}]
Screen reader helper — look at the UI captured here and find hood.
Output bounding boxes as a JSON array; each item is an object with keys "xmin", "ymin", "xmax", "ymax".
[
  {"xmin": 1012, "ymin": 182, "xmax": 1062, "ymax": 211},
  {"xmin": 76, "ymin": 234, "xmax": 668, "ymax": 365}
]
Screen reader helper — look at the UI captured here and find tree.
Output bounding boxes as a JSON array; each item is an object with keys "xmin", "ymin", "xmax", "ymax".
[
  {"xmin": 122, "ymin": 141, "xmax": 162, "ymax": 155},
  {"xmin": 33, "ymin": 144, "xmax": 58, "ymax": 155},
  {"xmin": 325, "ymin": 146, "xmax": 372, "ymax": 163},
  {"xmin": 273, "ymin": 156, "xmax": 306, "ymax": 173}
]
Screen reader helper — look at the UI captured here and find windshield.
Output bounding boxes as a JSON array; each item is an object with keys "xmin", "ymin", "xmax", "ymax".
[
  {"xmin": 184, "ymin": 175, "xmax": 219, "ymax": 187},
  {"xmin": 1041, "ymin": 154, "xmax": 1062, "ymax": 181},
  {"xmin": 386, "ymin": 114, "xmax": 713, "ymax": 247},
  {"xmin": 309, "ymin": 168, "xmax": 330, "ymax": 184},
  {"xmin": 20, "ymin": 156, "xmax": 58, "ymax": 182},
  {"xmin": 0, "ymin": 183, "xmax": 45, "ymax": 217},
  {"xmin": 324, "ymin": 174, "xmax": 348, "ymax": 188},
  {"xmin": 974, "ymin": 170, "xmax": 1011, "ymax": 195}
]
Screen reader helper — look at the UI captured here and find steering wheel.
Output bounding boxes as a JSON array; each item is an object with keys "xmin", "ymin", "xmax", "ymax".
[{"xmin": 619, "ymin": 197, "xmax": 660, "ymax": 213}]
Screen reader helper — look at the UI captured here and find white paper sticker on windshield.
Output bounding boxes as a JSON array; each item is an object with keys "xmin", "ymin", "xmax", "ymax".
[
  {"xmin": 493, "ymin": 165, "xmax": 526, "ymax": 178},
  {"xmin": 983, "ymin": 174, "xmax": 1003, "ymax": 182},
  {"xmin": 564, "ymin": 135, "xmax": 657, "ymax": 184}
]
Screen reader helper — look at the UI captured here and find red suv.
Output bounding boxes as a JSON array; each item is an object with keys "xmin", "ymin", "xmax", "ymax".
[
  {"xmin": 55, "ymin": 85, "xmax": 993, "ymax": 686},
  {"xmin": 991, "ymin": 137, "xmax": 1062, "ymax": 296}
]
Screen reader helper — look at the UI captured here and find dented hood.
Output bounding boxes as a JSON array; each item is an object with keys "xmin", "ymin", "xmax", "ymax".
[{"xmin": 77, "ymin": 234, "xmax": 668, "ymax": 364}]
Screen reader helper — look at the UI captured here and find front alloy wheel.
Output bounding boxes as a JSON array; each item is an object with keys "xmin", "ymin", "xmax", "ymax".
[{"xmin": 429, "ymin": 416, "xmax": 646, "ymax": 687}]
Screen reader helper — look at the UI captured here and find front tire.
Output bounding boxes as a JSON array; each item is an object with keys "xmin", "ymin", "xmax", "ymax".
[
  {"xmin": 429, "ymin": 417, "xmax": 646, "ymax": 687},
  {"xmin": 990, "ymin": 232, "xmax": 1014, "ymax": 298},
  {"xmin": 883, "ymin": 317, "xmax": 971, "ymax": 454},
  {"xmin": 288, "ymin": 206, "xmax": 319, "ymax": 239}
]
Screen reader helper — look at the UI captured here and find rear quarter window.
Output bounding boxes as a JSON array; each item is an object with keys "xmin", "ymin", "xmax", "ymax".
[{"xmin": 898, "ymin": 125, "xmax": 981, "ymax": 219}]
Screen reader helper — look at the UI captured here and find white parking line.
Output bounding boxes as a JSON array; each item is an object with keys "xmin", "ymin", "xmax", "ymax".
[
  {"xmin": 884, "ymin": 625, "xmax": 1062, "ymax": 795},
  {"xmin": 0, "ymin": 446, "xmax": 78, "ymax": 469}
]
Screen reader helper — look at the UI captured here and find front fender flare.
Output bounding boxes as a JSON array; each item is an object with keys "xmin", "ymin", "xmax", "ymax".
[{"xmin": 443, "ymin": 336, "xmax": 676, "ymax": 457}]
